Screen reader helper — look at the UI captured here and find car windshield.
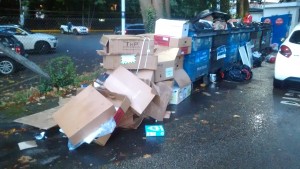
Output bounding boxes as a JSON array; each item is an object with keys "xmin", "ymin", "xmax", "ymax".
[
  {"xmin": 20, "ymin": 27, "xmax": 34, "ymax": 34},
  {"xmin": 289, "ymin": 30, "xmax": 300, "ymax": 44}
]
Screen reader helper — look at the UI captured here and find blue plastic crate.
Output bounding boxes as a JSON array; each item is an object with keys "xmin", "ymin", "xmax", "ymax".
[
  {"xmin": 184, "ymin": 50, "xmax": 210, "ymax": 82},
  {"xmin": 225, "ymin": 44, "xmax": 238, "ymax": 65}
]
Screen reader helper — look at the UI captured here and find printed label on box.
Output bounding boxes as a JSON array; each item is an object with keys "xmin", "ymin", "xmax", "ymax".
[
  {"xmin": 165, "ymin": 67, "xmax": 174, "ymax": 78},
  {"xmin": 121, "ymin": 55, "xmax": 136, "ymax": 64},
  {"xmin": 145, "ymin": 125, "xmax": 165, "ymax": 136}
]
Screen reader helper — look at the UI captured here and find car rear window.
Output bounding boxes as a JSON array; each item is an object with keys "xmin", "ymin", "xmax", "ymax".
[{"xmin": 289, "ymin": 30, "xmax": 300, "ymax": 44}]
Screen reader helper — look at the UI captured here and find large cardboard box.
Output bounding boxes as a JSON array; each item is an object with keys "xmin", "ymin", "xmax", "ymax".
[
  {"xmin": 100, "ymin": 35, "xmax": 155, "ymax": 55},
  {"xmin": 99, "ymin": 51, "xmax": 158, "ymax": 70},
  {"xmin": 155, "ymin": 19, "xmax": 189, "ymax": 38},
  {"xmin": 154, "ymin": 48, "xmax": 184, "ymax": 82},
  {"xmin": 97, "ymin": 89, "xmax": 131, "ymax": 126},
  {"xmin": 104, "ymin": 66, "xmax": 155, "ymax": 115},
  {"xmin": 154, "ymin": 35, "xmax": 192, "ymax": 48},
  {"xmin": 133, "ymin": 70, "xmax": 154, "ymax": 86},
  {"xmin": 53, "ymin": 85, "xmax": 116, "ymax": 145},
  {"xmin": 169, "ymin": 69, "xmax": 192, "ymax": 105}
]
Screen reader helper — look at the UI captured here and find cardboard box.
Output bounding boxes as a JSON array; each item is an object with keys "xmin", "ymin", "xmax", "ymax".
[
  {"xmin": 104, "ymin": 66, "xmax": 155, "ymax": 115},
  {"xmin": 143, "ymin": 82, "xmax": 172, "ymax": 121},
  {"xmin": 97, "ymin": 89, "xmax": 131, "ymax": 126},
  {"xmin": 154, "ymin": 48, "xmax": 184, "ymax": 82},
  {"xmin": 99, "ymin": 51, "xmax": 158, "ymax": 70},
  {"xmin": 155, "ymin": 19, "xmax": 189, "ymax": 38},
  {"xmin": 133, "ymin": 70, "xmax": 155, "ymax": 86},
  {"xmin": 118, "ymin": 108, "xmax": 145, "ymax": 129},
  {"xmin": 53, "ymin": 85, "xmax": 116, "ymax": 145},
  {"xmin": 154, "ymin": 35, "xmax": 192, "ymax": 48},
  {"xmin": 94, "ymin": 134, "xmax": 111, "ymax": 146},
  {"xmin": 100, "ymin": 35, "xmax": 155, "ymax": 55},
  {"xmin": 145, "ymin": 125, "xmax": 165, "ymax": 136},
  {"xmin": 169, "ymin": 69, "xmax": 192, "ymax": 105},
  {"xmin": 156, "ymin": 45, "xmax": 191, "ymax": 55}
]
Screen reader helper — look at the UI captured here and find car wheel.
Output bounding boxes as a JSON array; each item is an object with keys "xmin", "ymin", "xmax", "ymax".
[
  {"xmin": 35, "ymin": 41, "xmax": 51, "ymax": 54},
  {"xmin": 273, "ymin": 78, "xmax": 284, "ymax": 89},
  {"xmin": 0, "ymin": 58, "xmax": 16, "ymax": 75},
  {"xmin": 73, "ymin": 29, "xmax": 79, "ymax": 35},
  {"xmin": 60, "ymin": 28, "xmax": 65, "ymax": 34}
]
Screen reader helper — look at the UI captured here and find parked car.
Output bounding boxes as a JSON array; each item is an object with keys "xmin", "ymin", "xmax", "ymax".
[
  {"xmin": 0, "ymin": 32, "xmax": 27, "ymax": 75},
  {"xmin": 0, "ymin": 24, "xmax": 58, "ymax": 54},
  {"xmin": 114, "ymin": 23, "xmax": 145, "ymax": 35},
  {"xmin": 60, "ymin": 22, "xmax": 89, "ymax": 35},
  {"xmin": 274, "ymin": 23, "xmax": 300, "ymax": 88}
]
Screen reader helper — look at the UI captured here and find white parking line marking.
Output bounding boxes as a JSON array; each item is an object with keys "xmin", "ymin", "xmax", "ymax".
[
  {"xmin": 281, "ymin": 91, "xmax": 300, "ymax": 107},
  {"xmin": 280, "ymin": 101, "xmax": 300, "ymax": 107}
]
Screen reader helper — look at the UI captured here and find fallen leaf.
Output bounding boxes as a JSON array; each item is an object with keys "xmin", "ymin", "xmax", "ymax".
[
  {"xmin": 233, "ymin": 115, "xmax": 241, "ymax": 118},
  {"xmin": 200, "ymin": 120, "xmax": 209, "ymax": 125},
  {"xmin": 202, "ymin": 92, "xmax": 211, "ymax": 96},
  {"xmin": 143, "ymin": 154, "xmax": 151, "ymax": 159},
  {"xmin": 200, "ymin": 83, "xmax": 206, "ymax": 87},
  {"xmin": 18, "ymin": 155, "xmax": 36, "ymax": 164}
]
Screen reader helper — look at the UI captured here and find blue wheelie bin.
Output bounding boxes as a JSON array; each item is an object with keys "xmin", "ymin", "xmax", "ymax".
[
  {"xmin": 210, "ymin": 29, "xmax": 229, "ymax": 74},
  {"xmin": 184, "ymin": 29, "xmax": 216, "ymax": 82},
  {"xmin": 225, "ymin": 27, "xmax": 240, "ymax": 66}
]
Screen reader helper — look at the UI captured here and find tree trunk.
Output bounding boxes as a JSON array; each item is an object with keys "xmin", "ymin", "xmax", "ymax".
[
  {"xmin": 139, "ymin": 0, "xmax": 152, "ymax": 24},
  {"xmin": 152, "ymin": 0, "xmax": 164, "ymax": 19},
  {"xmin": 164, "ymin": 0, "xmax": 171, "ymax": 18}
]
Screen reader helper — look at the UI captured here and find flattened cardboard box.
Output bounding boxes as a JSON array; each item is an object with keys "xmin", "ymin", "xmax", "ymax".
[
  {"xmin": 104, "ymin": 69, "xmax": 155, "ymax": 87},
  {"xmin": 155, "ymin": 19, "xmax": 189, "ymax": 38},
  {"xmin": 154, "ymin": 48, "xmax": 184, "ymax": 82},
  {"xmin": 100, "ymin": 35, "xmax": 155, "ymax": 55},
  {"xmin": 98, "ymin": 50, "xmax": 157, "ymax": 70},
  {"xmin": 104, "ymin": 66, "xmax": 155, "ymax": 115},
  {"xmin": 169, "ymin": 69, "xmax": 192, "ymax": 105},
  {"xmin": 53, "ymin": 85, "xmax": 116, "ymax": 145},
  {"xmin": 154, "ymin": 35, "xmax": 192, "ymax": 48}
]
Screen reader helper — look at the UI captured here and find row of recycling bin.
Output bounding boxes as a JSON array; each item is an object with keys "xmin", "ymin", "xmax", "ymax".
[{"xmin": 183, "ymin": 24, "xmax": 272, "ymax": 82}]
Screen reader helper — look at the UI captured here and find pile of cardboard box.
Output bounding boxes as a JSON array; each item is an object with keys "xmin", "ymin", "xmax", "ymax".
[{"xmin": 52, "ymin": 19, "xmax": 195, "ymax": 148}]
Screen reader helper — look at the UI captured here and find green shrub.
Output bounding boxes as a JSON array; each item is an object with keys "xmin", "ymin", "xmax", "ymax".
[
  {"xmin": 145, "ymin": 7, "xmax": 156, "ymax": 33},
  {"xmin": 40, "ymin": 56, "xmax": 76, "ymax": 92}
]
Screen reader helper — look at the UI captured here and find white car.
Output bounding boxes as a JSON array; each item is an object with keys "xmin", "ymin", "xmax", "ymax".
[
  {"xmin": 60, "ymin": 24, "xmax": 88, "ymax": 35},
  {"xmin": 0, "ymin": 24, "xmax": 58, "ymax": 54},
  {"xmin": 274, "ymin": 23, "xmax": 300, "ymax": 88}
]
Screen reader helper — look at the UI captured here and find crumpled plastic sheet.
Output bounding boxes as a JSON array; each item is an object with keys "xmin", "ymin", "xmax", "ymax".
[{"xmin": 67, "ymin": 117, "xmax": 116, "ymax": 150}]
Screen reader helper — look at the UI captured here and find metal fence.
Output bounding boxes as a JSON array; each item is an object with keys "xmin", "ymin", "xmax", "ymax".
[{"xmin": 0, "ymin": 17, "xmax": 143, "ymax": 30}]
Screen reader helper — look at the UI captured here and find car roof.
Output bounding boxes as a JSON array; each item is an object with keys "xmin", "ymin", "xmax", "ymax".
[
  {"xmin": 0, "ymin": 32, "xmax": 14, "ymax": 37},
  {"xmin": 126, "ymin": 23, "xmax": 144, "ymax": 26},
  {"xmin": 0, "ymin": 24, "xmax": 20, "ymax": 28}
]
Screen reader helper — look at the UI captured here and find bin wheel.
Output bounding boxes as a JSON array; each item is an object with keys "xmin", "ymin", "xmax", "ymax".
[{"xmin": 202, "ymin": 75, "xmax": 209, "ymax": 85}]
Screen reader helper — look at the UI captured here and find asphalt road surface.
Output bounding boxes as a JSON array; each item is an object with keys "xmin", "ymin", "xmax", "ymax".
[
  {"xmin": 1, "ymin": 62, "xmax": 300, "ymax": 169},
  {"xmin": 0, "ymin": 32, "xmax": 108, "ymax": 93}
]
